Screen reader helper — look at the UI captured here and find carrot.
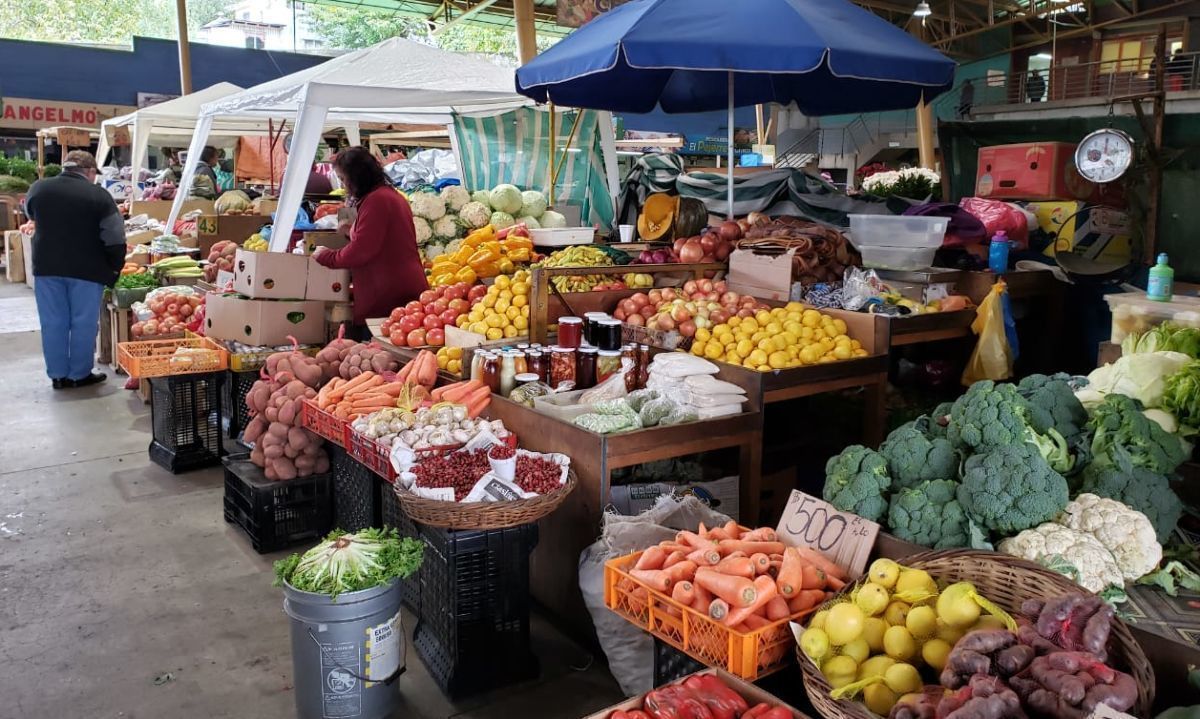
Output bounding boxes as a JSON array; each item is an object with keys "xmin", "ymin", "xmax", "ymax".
[
  {"xmin": 664, "ymin": 560, "xmax": 697, "ymax": 584},
  {"xmin": 741, "ymin": 527, "xmax": 777, "ymax": 542},
  {"xmin": 723, "ymin": 520, "xmax": 741, "ymax": 539},
  {"xmin": 718, "ymin": 539, "xmax": 785, "ymax": 556},
  {"xmin": 635, "ymin": 546, "xmax": 667, "ymax": 571},
  {"xmin": 658, "ymin": 542, "xmax": 692, "ymax": 554},
  {"xmin": 671, "ymin": 581, "xmax": 695, "ymax": 606},
  {"xmin": 714, "ymin": 556, "xmax": 755, "ymax": 579},
  {"xmin": 724, "ymin": 551, "xmax": 747, "ymax": 559},
  {"xmin": 464, "ymin": 385, "xmax": 492, "ymax": 418},
  {"xmin": 316, "ymin": 378, "xmax": 341, "ymax": 407},
  {"xmin": 687, "ymin": 548, "xmax": 721, "ymax": 567},
  {"xmin": 801, "ymin": 563, "xmax": 827, "ymax": 591},
  {"xmin": 765, "ymin": 595, "xmax": 791, "ymax": 621},
  {"xmin": 396, "ymin": 361, "xmax": 413, "ymax": 384},
  {"xmin": 662, "ymin": 550, "xmax": 687, "ymax": 569},
  {"xmin": 377, "ymin": 383, "xmax": 404, "ymax": 397},
  {"xmin": 706, "ymin": 527, "xmax": 733, "ymax": 541},
  {"xmin": 695, "ymin": 567, "xmax": 757, "ymax": 607},
  {"xmin": 698, "ymin": 521, "xmax": 708, "ymax": 536},
  {"xmin": 722, "ymin": 575, "xmax": 778, "ymax": 627},
  {"xmin": 775, "ymin": 547, "xmax": 804, "ymax": 598},
  {"xmin": 629, "ymin": 569, "xmax": 672, "ymax": 593},
  {"xmin": 749, "ymin": 553, "xmax": 771, "ymax": 574},
  {"xmin": 795, "ymin": 546, "xmax": 847, "ymax": 580},
  {"xmin": 441, "ymin": 380, "xmax": 482, "ymax": 404},
  {"xmin": 788, "ymin": 589, "xmax": 826, "ymax": 614},
  {"xmin": 690, "ymin": 590, "xmax": 711, "ymax": 614},
  {"xmin": 677, "ymin": 531, "xmax": 717, "ymax": 550},
  {"xmin": 825, "ymin": 574, "xmax": 846, "ymax": 591},
  {"xmin": 664, "ymin": 604, "xmax": 683, "ymax": 619},
  {"xmin": 327, "ymin": 371, "xmax": 375, "ymax": 402},
  {"xmin": 708, "ymin": 598, "xmax": 730, "ymax": 621},
  {"xmin": 742, "ymin": 613, "xmax": 772, "ymax": 630}
]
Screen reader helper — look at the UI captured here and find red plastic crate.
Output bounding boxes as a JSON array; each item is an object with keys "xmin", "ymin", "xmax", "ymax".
[
  {"xmin": 347, "ymin": 428, "xmax": 397, "ymax": 483},
  {"xmin": 300, "ymin": 398, "xmax": 348, "ymax": 448}
]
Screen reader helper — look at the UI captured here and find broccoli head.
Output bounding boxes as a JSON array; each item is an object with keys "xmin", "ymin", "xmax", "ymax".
[
  {"xmin": 958, "ymin": 443, "xmax": 1069, "ymax": 534},
  {"xmin": 1017, "ymin": 373, "xmax": 1088, "ymax": 439},
  {"xmin": 823, "ymin": 445, "xmax": 891, "ymax": 521},
  {"xmin": 1077, "ymin": 452, "xmax": 1184, "ymax": 543},
  {"xmin": 1088, "ymin": 393, "xmax": 1187, "ymax": 475},
  {"xmin": 948, "ymin": 380, "xmax": 1076, "ymax": 474},
  {"xmin": 927, "ymin": 402, "xmax": 955, "ymax": 439},
  {"xmin": 887, "ymin": 479, "xmax": 969, "ymax": 549},
  {"xmin": 879, "ymin": 422, "xmax": 960, "ymax": 489}
]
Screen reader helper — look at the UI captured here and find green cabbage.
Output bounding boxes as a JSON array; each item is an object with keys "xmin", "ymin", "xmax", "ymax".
[
  {"xmin": 489, "ymin": 211, "xmax": 516, "ymax": 230},
  {"xmin": 1077, "ymin": 351, "xmax": 1192, "ymax": 410},
  {"xmin": 489, "ymin": 184, "xmax": 523, "ymax": 213},
  {"xmin": 470, "ymin": 190, "xmax": 492, "ymax": 209},
  {"xmin": 519, "ymin": 190, "xmax": 547, "ymax": 218},
  {"xmin": 516, "ymin": 215, "xmax": 541, "ymax": 230},
  {"xmin": 540, "ymin": 210, "xmax": 568, "ymax": 228}
]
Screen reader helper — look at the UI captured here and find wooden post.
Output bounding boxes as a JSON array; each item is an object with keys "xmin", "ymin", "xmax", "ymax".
[
  {"xmin": 175, "ymin": 0, "xmax": 193, "ymax": 94},
  {"xmin": 916, "ymin": 96, "xmax": 936, "ymax": 169},
  {"xmin": 514, "ymin": 0, "xmax": 537, "ymax": 65},
  {"xmin": 1147, "ymin": 26, "xmax": 1167, "ymax": 261}
]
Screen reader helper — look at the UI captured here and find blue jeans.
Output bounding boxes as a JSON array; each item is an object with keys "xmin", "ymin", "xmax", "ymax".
[{"xmin": 34, "ymin": 276, "xmax": 105, "ymax": 381}]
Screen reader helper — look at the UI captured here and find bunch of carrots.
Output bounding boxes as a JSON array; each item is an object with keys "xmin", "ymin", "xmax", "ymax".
[
  {"xmin": 314, "ymin": 350, "xmax": 445, "ymax": 421},
  {"xmin": 617, "ymin": 521, "xmax": 847, "ymax": 633},
  {"xmin": 430, "ymin": 379, "xmax": 492, "ymax": 418},
  {"xmin": 394, "ymin": 350, "xmax": 438, "ymax": 389}
]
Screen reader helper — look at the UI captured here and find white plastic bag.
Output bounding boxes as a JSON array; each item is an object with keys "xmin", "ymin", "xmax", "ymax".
[{"xmin": 684, "ymin": 374, "xmax": 747, "ymax": 396}]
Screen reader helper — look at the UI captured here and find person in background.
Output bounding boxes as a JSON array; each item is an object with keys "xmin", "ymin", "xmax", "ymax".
[
  {"xmin": 186, "ymin": 145, "xmax": 220, "ymax": 199},
  {"xmin": 1166, "ymin": 49, "xmax": 1189, "ymax": 91},
  {"xmin": 311, "ymin": 147, "xmax": 426, "ymax": 340},
  {"xmin": 1026, "ymin": 70, "xmax": 1046, "ymax": 102},
  {"xmin": 958, "ymin": 79, "xmax": 975, "ymax": 119},
  {"xmin": 25, "ymin": 151, "xmax": 123, "ymax": 389}
]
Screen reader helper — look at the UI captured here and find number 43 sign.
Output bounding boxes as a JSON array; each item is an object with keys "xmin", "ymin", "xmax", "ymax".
[{"xmin": 774, "ymin": 490, "xmax": 879, "ymax": 579}]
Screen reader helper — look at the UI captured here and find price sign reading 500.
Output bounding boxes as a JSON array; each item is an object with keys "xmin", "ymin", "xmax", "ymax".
[{"xmin": 776, "ymin": 490, "xmax": 879, "ymax": 577}]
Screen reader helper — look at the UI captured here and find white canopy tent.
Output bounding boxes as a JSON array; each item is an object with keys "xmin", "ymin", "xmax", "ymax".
[{"xmin": 169, "ymin": 37, "xmax": 545, "ymax": 249}]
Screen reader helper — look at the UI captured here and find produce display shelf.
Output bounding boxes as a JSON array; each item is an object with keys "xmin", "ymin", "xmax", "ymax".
[
  {"xmin": 329, "ymin": 445, "xmax": 382, "ymax": 532},
  {"xmin": 227, "ymin": 344, "xmax": 319, "ymax": 372}
]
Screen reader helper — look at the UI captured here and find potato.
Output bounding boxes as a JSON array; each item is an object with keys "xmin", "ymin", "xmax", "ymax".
[
  {"xmin": 283, "ymin": 443, "xmax": 299, "ymax": 459},
  {"xmin": 272, "ymin": 458, "xmax": 298, "ymax": 481},
  {"xmin": 314, "ymin": 454, "xmax": 330, "ymax": 474},
  {"xmin": 267, "ymin": 421, "xmax": 289, "ymax": 439},
  {"xmin": 265, "ymin": 407, "xmax": 279, "ymax": 423},
  {"xmin": 278, "ymin": 398, "xmax": 297, "ymax": 426},
  {"xmin": 287, "ymin": 426, "xmax": 310, "ymax": 448},
  {"xmin": 250, "ymin": 447, "xmax": 265, "ymax": 466},
  {"xmin": 264, "ymin": 444, "xmax": 284, "ymax": 459},
  {"xmin": 243, "ymin": 416, "xmax": 266, "ymax": 444}
]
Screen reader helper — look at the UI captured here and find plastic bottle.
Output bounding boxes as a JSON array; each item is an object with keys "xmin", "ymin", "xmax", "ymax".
[
  {"xmin": 988, "ymin": 230, "xmax": 1010, "ymax": 274},
  {"xmin": 1147, "ymin": 253, "xmax": 1175, "ymax": 302}
]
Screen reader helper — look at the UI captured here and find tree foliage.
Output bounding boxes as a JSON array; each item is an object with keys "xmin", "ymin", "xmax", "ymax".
[{"xmin": 0, "ymin": 0, "xmax": 236, "ymax": 43}]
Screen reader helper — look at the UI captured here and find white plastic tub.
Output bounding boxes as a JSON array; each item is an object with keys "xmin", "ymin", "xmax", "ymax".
[
  {"xmin": 848, "ymin": 214, "xmax": 948, "ymax": 249},
  {"xmin": 858, "ymin": 246, "xmax": 939, "ymax": 271},
  {"xmin": 530, "ymin": 227, "xmax": 595, "ymax": 247}
]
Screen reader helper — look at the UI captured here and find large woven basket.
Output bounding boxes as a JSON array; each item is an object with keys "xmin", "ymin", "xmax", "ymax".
[
  {"xmin": 392, "ymin": 468, "xmax": 577, "ymax": 530},
  {"xmin": 798, "ymin": 549, "xmax": 1155, "ymax": 719}
]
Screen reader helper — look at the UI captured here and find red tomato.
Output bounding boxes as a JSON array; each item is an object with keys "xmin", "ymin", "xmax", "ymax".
[
  {"xmin": 390, "ymin": 329, "xmax": 407, "ymax": 346},
  {"xmin": 406, "ymin": 328, "xmax": 426, "ymax": 346},
  {"xmin": 429, "ymin": 299, "xmax": 448, "ymax": 315},
  {"xmin": 426, "ymin": 328, "xmax": 445, "ymax": 346},
  {"xmin": 398, "ymin": 316, "xmax": 421, "ymax": 334},
  {"xmin": 447, "ymin": 298, "xmax": 470, "ymax": 314},
  {"xmin": 418, "ymin": 289, "xmax": 438, "ymax": 304},
  {"xmin": 382, "ymin": 320, "xmax": 393, "ymax": 334},
  {"xmin": 389, "ymin": 308, "xmax": 404, "ymax": 321},
  {"xmin": 405, "ymin": 300, "xmax": 423, "ymax": 314},
  {"xmin": 446, "ymin": 283, "xmax": 468, "ymax": 300},
  {"xmin": 468, "ymin": 285, "xmax": 488, "ymax": 302},
  {"xmin": 422, "ymin": 314, "xmax": 442, "ymax": 332},
  {"xmin": 439, "ymin": 309, "xmax": 459, "ymax": 327}
]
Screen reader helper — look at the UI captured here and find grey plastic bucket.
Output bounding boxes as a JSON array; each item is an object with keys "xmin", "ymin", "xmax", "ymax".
[{"xmin": 283, "ymin": 580, "xmax": 405, "ymax": 719}]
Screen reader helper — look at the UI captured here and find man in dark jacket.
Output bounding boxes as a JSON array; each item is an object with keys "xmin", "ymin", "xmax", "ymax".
[{"xmin": 25, "ymin": 150, "xmax": 124, "ymax": 389}]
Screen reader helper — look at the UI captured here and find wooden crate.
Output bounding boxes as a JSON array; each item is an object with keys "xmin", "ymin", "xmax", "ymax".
[
  {"xmin": 97, "ymin": 303, "xmax": 113, "ymax": 365},
  {"xmin": 4, "ymin": 230, "xmax": 24, "ymax": 282},
  {"xmin": 107, "ymin": 305, "xmax": 132, "ymax": 373}
]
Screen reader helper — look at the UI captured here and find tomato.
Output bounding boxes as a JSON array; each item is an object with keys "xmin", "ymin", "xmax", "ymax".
[
  {"xmin": 430, "ymin": 299, "xmax": 449, "ymax": 315},
  {"xmin": 447, "ymin": 298, "xmax": 470, "ymax": 314},
  {"xmin": 405, "ymin": 300, "xmax": 423, "ymax": 314},
  {"xmin": 389, "ymin": 308, "xmax": 404, "ymax": 321},
  {"xmin": 418, "ymin": 289, "xmax": 438, "ymax": 305},
  {"xmin": 426, "ymin": 328, "xmax": 445, "ymax": 346},
  {"xmin": 468, "ymin": 284, "xmax": 488, "ymax": 302},
  {"xmin": 398, "ymin": 316, "xmax": 421, "ymax": 334},
  {"xmin": 406, "ymin": 328, "xmax": 426, "ymax": 346},
  {"xmin": 445, "ymin": 284, "xmax": 468, "ymax": 301},
  {"xmin": 389, "ymin": 329, "xmax": 407, "ymax": 346},
  {"xmin": 381, "ymin": 320, "xmax": 393, "ymax": 335},
  {"xmin": 422, "ymin": 314, "xmax": 442, "ymax": 332},
  {"xmin": 130, "ymin": 323, "xmax": 144, "ymax": 337},
  {"xmin": 439, "ymin": 309, "xmax": 459, "ymax": 327}
]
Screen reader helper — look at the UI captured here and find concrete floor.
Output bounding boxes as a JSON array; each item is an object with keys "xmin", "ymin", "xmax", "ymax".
[{"xmin": 0, "ymin": 277, "xmax": 625, "ymax": 718}]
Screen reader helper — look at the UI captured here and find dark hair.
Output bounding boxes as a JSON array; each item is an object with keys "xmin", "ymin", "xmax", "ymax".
[
  {"xmin": 333, "ymin": 147, "xmax": 387, "ymax": 198},
  {"xmin": 200, "ymin": 146, "xmax": 219, "ymax": 163}
]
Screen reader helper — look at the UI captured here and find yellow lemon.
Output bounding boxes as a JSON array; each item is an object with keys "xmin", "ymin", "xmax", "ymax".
[
  {"xmin": 494, "ymin": 275, "xmax": 511, "ymax": 289},
  {"xmin": 810, "ymin": 609, "xmax": 829, "ymax": 630},
  {"xmin": 772, "ymin": 335, "xmax": 790, "ymax": 352},
  {"xmin": 884, "ymin": 601, "xmax": 911, "ymax": 627},
  {"xmin": 513, "ymin": 316, "xmax": 529, "ymax": 330},
  {"xmin": 884, "ymin": 663, "xmax": 923, "ymax": 695},
  {"xmin": 906, "ymin": 605, "xmax": 938, "ymax": 639},
  {"xmin": 755, "ymin": 310, "xmax": 773, "ymax": 325},
  {"xmin": 935, "ymin": 619, "xmax": 965, "ymax": 645},
  {"xmin": 841, "ymin": 638, "xmax": 871, "ymax": 664},
  {"xmin": 482, "ymin": 294, "xmax": 497, "ymax": 308},
  {"xmin": 741, "ymin": 318, "xmax": 759, "ymax": 332},
  {"xmin": 705, "ymin": 343, "xmax": 724, "ymax": 360},
  {"xmin": 765, "ymin": 322, "xmax": 783, "ymax": 334},
  {"xmin": 513, "ymin": 294, "xmax": 527, "ymax": 308},
  {"xmin": 833, "ymin": 318, "xmax": 848, "ymax": 335},
  {"xmin": 726, "ymin": 351, "xmax": 742, "ymax": 364},
  {"xmin": 858, "ymin": 656, "xmax": 895, "ymax": 681},
  {"xmin": 853, "ymin": 348, "xmax": 869, "ymax": 357},
  {"xmin": 503, "ymin": 325, "xmax": 518, "ymax": 338},
  {"xmin": 800, "ymin": 326, "xmax": 815, "ymax": 339},
  {"xmin": 495, "ymin": 298, "xmax": 511, "ymax": 313},
  {"xmin": 855, "ymin": 582, "xmax": 890, "ymax": 616},
  {"xmin": 726, "ymin": 316, "xmax": 741, "ymax": 328},
  {"xmin": 520, "ymin": 304, "xmax": 530, "ymax": 317},
  {"xmin": 446, "ymin": 347, "xmax": 463, "ymax": 359},
  {"xmin": 506, "ymin": 306, "xmax": 520, "ymax": 320},
  {"xmin": 736, "ymin": 339, "xmax": 754, "ymax": 358},
  {"xmin": 883, "ymin": 626, "xmax": 917, "ymax": 661},
  {"xmin": 786, "ymin": 301, "xmax": 804, "ymax": 312},
  {"xmin": 862, "ymin": 617, "xmax": 888, "ymax": 653},
  {"xmin": 499, "ymin": 288, "xmax": 513, "ymax": 301},
  {"xmin": 695, "ymin": 327, "xmax": 712, "ymax": 343},
  {"xmin": 691, "ymin": 341, "xmax": 707, "ymax": 357},
  {"xmin": 485, "ymin": 327, "xmax": 503, "ymax": 340},
  {"xmin": 869, "ymin": 559, "xmax": 901, "ymax": 589},
  {"xmin": 863, "ymin": 684, "xmax": 899, "ymax": 716},
  {"xmin": 921, "ymin": 638, "xmax": 953, "ymax": 672},
  {"xmin": 757, "ymin": 338, "xmax": 774, "ymax": 352},
  {"xmin": 851, "ymin": 339, "xmax": 862, "ymax": 350},
  {"xmin": 768, "ymin": 351, "xmax": 789, "ymax": 369},
  {"xmin": 822, "ymin": 656, "xmax": 859, "ymax": 690},
  {"xmin": 834, "ymin": 345, "xmax": 852, "ymax": 360},
  {"xmin": 747, "ymin": 349, "xmax": 769, "ymax": 367},
  {"xmin": 801, "ymin": 627, "xmax": 832, "ymax": 663},
  {"xmin": 511, "ymin": 280, "xmax": 528, "ymax": 295},
  {"xmin": 756, "ymin": 364, "xmax": 772, "ymax": 372},
  {"xmin": 825, "ymin": 603, "xmax": 866, "ymax": 645}
]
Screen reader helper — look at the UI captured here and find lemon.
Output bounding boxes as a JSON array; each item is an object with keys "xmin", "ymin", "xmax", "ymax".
[
  {"xmin": 511, "ymin": 281, "xmax": 528, "ymax": 295},
  {"xmin": 690, "ymin": 342, "xmax": 707, "ymax": 357},
  {"xmin": 494, "ymin": 275, "xmax": 511, "ymax": 289},
  {"xmin": 506, "ymin": 306, "xmax": 520, "ymax": 320},
  {"xmin": 499, "ymin": 288, "xmax": 513, "ymax": 301},
  {"xmin": 840, "ymin": 637, "xmax": 870, "ymax": 664},
  {"xmin": 935, "ymin": 619, "xmax": 965, "ymax": 645},
  {"xmin": 469, "ymin": 322, "xmax": 488, "ymax": 335},
  {"xmin": 482, "ymin": 294, "xmax": 497, "ymax": 308},
  {"xmin": 503, "ymin": 325, "xmax": 518, "ymax": 338},
  {"xmin": 520, "ymin": 304, "xmax": 530, "ymax": 317},
  {"xmin": 921, "ymin": 638, "xmax": 952, "ymax": 671},
  {"xmin": 883, "ymin": 625, "xmax": 917, "ymax": 661},
  {"xmin": 863, "ymin": 684, "xmax": 899, "ymax": 716},
  {"xmin": 884, "ymin": 601, "xmax": 911, "ymax": 627},
  {"xmin": 825, "ymin": 603, "xmax": 866, "ymax": 645},
  {"xmin": 858, "ymin": 655, "xmax": 896, "ymax": 681},
  {"xmin": 747, "ymin": 349, "xmax": 769, "ymax": 367},
  {"xmin": 800, "ymin": 627, "xmax": 831, "ymax": 663},
  {"xmin": 855, "ymin": 583, "xmax": 890, "ymax": 617},
  {"xmin": 884, "ymin": 663, "xmax": 923, "ymax": 695},
  {"xmin": 861, "ymin": 617, "xmax": 888, "ymax": 653},
  {"xmin": 768, "ymin": 351, "xmax": 789, "ymax": 369},
  {"xmin": 705, "ymin": 343, "xmax": 724, "ymax": 360},
  {"xmin": 726, "ymin": 316, "xmax": 741, "ymax": 328},
  {"xmin": 513, "ymin": 316, "xmax": 529, "ymax": 330},
  {"xmin": 735, "ymin": 339, "xmax": 753, "ymax": 358},
  {"xmin": 486, "ymin": 314, "xmax": 504, "ymax": 328},
  {"xmin": 906, "ymin": 605, "xmax": 938, "ymax": 639},
  {"xmin": 833, "ymin": 345, "xmax": 852, "ymax": 360},
  {"xmin": 755, "ymin": 310, "xmax": 773, "ymax": 325},
  {"xmin": 513, "ymin": 294, "xmax": 527, "ymax": 308},
  {"xmin": 809, "ymin": 609, "xmax": 829, "ymax": 631},
  {"xmin": 485, "ymin": 327, "xmax": 503, "ymax": 340},
  {"xmin": 822, "ymin": 655, "xmax": 859, "ymax": 689},
  {"xmin": 495, "ymin": 298, "xmax": 511, "ymax": 313},
  {"xmin": 741, "ymin": 318, "xmax": 759, "ymax": 332},
  {"xmin": 894, "ymin": 569, "xmax": 937, "ymax": 603},
  {"xmin": 868, "ymin": 559, "xmax": 901, "ymax": 590},
  {"xmin": 833, "ymin": 318, "xmax": 848, "ymax": 335},
  {"xmin": 446, "ymin": 347, "xmax": 463, "ymax": 359},
  {"xmin": 695, "ymin": 328, "xmax": 712, "ymax": 343},
  {"xmin": 757, "ymin": 338, "xmax": 774, "ymax": 352}
]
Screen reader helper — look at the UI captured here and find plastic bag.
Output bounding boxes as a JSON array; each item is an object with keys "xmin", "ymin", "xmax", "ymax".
[
  {"xmin": 841, "ymin": 267, "xmax": 888, "ymax": 312},
  {"xmin": 962, "ymin": 279, "xmax": 1014, "ymax": 384},
  {"xmin": 959, "ymin": 197, "xmax": 1029, "ymax": 250},
  {"xmin": 625, "ymin": 388, "xmax": 660, "ymax": 413},
  {"xmin": 579, "ymin": 360, "xmax": 633, "ymax": 403}
]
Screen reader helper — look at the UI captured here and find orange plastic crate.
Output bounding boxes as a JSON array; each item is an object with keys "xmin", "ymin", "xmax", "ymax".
[
  {"xmin": 603, "ymin": 549, "xmax": 809, "ymax": 680},
  {"xmin": 117, "ymin": 335, "xmax": 229, "ymax": 379},
  {"xmin": 300, "ymin": 399, "xmax": 348, "ymax": 448}
]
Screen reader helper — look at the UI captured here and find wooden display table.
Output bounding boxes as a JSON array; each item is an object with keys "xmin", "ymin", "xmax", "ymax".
[{"xmin": 873, "ymin": 309, "xmax": 976, "ymax": 347}]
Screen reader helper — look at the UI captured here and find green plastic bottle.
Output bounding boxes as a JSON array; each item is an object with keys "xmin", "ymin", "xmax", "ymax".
[{"xmin": 1147, "ymin": 253, "xmax": 1175, "ymax": 302}]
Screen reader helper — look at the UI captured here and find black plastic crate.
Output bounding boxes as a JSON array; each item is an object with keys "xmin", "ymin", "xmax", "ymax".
[
  {"xmin": 413, "ymin": 523, "xmax": 539, "ymax": 697},
  {"xmin": 222, "ymin": 453, "xmax": 333, "ymax": 553},
  {"xmin": 653, "ymin": 638, "xmax": 706, "ymax": 686},
  {"xmin": 149, "ymin": 372, "xmax": 226, "ymax": 473},
  {"xmin": 330, "ymin": 445, "xmax": 382, "ymax": 532},
  {"xmin": 380, "ymin": 485, "xmax": 420, "ymax": 612},
  {"xmin": 222, "ymin": 370, "xmax": 258, "ymax": 441}
]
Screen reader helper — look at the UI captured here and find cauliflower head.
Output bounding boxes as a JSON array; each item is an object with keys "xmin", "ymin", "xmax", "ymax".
[
  {"xmin": 440, "ymin": 185, "xmax": 471, "ymax": 212},
  {"xmin": 412, "ymin": 216, "xmax": 432, "ymax": 245},
  {"xmin": 1058, "ymin": 493, "xmax": 1162, "ymax": 580},
  {"xmin": 997, "ymin": 522, "xmax": 1124, "ymax": 592},
  {"xmin": 1076, "ymin": 458, "xmax": 1183, "ymax": 543},
  {"xmin": 459, "ymin": 201, "xmax": 491, "ymax": 229},
  {"xmin": 879, "ymin": 422, "xmax": 959, "ymax": 489},
  {"xmin": 409, "ymin": 191, "xmax": 447, "ymax": 221},
  {"xmin": 432, "ymin": 215, "xmax": 460, "ymax": 240},
  {"xmin": 1017, "ymin": 373, "xmax": 1088, "ymax": 439},
  {"xmin": 1089, "ymin": 393, "xmax": 1187, "ymax": 475},
  {"xmin": 887, "ymin": 479, "xmax": 968, "ymax": 549},
  {"xmin": 958, "ymin": 442, "xmax": 1069, "ymax": 534},
  {"xmin": 823, "ymin": 445, "xmax": 891, "ymax": 521}
]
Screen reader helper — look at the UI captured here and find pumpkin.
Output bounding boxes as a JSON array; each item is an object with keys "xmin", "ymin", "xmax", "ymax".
[
  {"xmin": 637, "ymin": 193, "xmax": 677, "ymax": 242},
  {"xmin": 674, "ymin": 197, "xmax": 708, "ymax": 239}
]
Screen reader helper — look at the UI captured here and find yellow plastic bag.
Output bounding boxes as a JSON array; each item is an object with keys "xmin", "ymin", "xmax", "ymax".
[{"xmin": 962, "ymin": 279, "xmax": 1013, "ymax": 385}]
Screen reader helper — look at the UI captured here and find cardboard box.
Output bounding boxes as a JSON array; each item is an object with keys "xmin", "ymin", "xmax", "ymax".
[
  {"xmin": 124, "ymin": 229, "xmax": 160, "ymax": 247},
  {"xmin": 129, "ymin": 199, "xmax": 214, "ymax": 222},
  {"xmin": 197, "ymin": 214, "xmax": 271, "ymax": 250},
  {"xmin": 1027, "ymin": 201, "xmax": 1132, "ymax": 264},
  {"xmin": 583, "ymin": 668, "xmax": 808, "ymax": 719},
  {"xmin": 21, "ymin": 232, "xmax": 33, "ymax": 289},
  {"xmin": 232, "ymin": 248, "xmax": 309, "ymax": 299},
  {"xmin": 306, "ymin": 261, "xmax": 350, "ymax": 302},
  {"xmin": 302, "ymin": 231, "xmax": 349, "ymax": 255},
  {"xmin": 204, "ymin": 294, "xmax": 326, "ymax": 346},
  {"xmin": 4, "ymin": 230, "xmax": 25, "ymax": 283},
  {"xmin": 728, "ymin": 248, "xmax": 795, "ymax": 300}
]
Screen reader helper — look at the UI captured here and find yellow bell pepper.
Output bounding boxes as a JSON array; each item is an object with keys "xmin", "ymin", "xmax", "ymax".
[
  {"xmin": 472, "ymin": 261, "xmax": 500, "ymax": 278},
  {"xmin": 481, "ymin": 240, "xmax": 502, "ymax": 258},
  {"xmin": 454, "ymin": 266, "xmax": 478, "ymax": 284},
  {"xmin": 505, "ymin": 247, "xmax": 532, "ymax": 263},
  {"xmin": 432, "ymin": 272, "xmax": 456, "ymax": 286},
  {"xmin": 430, "ymin": 260, "xmax": 460, "ymax": 277},
  {"xmin": 501, "ymin": 236, "xmax": 533, "ymax": 252},
  {"xmin": 464, "ymin": 225, "xmax": 495, "ymax": 247},
  {"xmin": 498, "ymin": 258, "xmax": 515, "ymax": 275},
  {"xmin": 450, "ymin": 246, "xmax": 474, "ymax": 265},
  {"xmin": 467, "ymin": 247, "xmax": 499, "ymax": 268}
]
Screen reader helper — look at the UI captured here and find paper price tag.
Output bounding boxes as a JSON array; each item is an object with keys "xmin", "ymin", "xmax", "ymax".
[
  {"xmin": 197, "ymin": 215, "xmax": 218, "ymax": 235},
  {"xmin": 1087, "ymin": 706, "xmax": 1136, "ymax": 719},
  {"xmin": 775, "ymin": 490, "xmax": 879, "ymax": 579}
]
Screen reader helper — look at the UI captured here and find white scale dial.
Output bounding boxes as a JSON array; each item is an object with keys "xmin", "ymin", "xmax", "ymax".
[{"xmin": 1075, "ymin": 128, "xmax": 1134, "ymax": 184}]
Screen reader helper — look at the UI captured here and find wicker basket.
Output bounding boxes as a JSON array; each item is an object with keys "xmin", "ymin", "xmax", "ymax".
[
  {"xmin": 798, "ymin": 549, "xmax": 1155, "ymax": 719},
  {"xmin": 393, "ymin": 469, "xmax": 577, "ymax": 530}
]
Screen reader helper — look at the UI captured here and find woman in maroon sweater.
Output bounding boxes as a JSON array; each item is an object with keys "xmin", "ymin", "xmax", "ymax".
[{"xmin": 313, "ymin": 147, "xmax": 428, "ymax": 337}]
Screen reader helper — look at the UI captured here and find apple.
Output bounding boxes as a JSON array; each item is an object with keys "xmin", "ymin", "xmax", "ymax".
[
  {"xmin": 422, "ymin": 314, "xmax": 442, "ymax": 331},
  {"xmin": 448, "ymin": 298, "xmax": 470, "ymax": 313},
  {"xmin": 439, "ymin": 309, "xmax": 460, "ymax": 327},
  {"xmin": 445, "ymin": 284, "xmax": 467, "ymax": 301},
  {"xmin": 390, "ymin": 330, "xmax": 408, "ymax": 346},
  {"xmin": 398, "ymin": 316, "xmax": 421, "ymax": 334},
  {"xmin": 625, "ymin": 312, "xmax": 646, "ymax": 327},
  {"xmin": 427, "ymin": 328, "xmax": 445, "ymax": 346},
  {"xmin": 405, "ymin": 300, "xmax": 423, "ymax": 314},
  {"xmin": 678, "ymin": 320, "xmax": 697, "ymax": 338},
  {"xmin": 419, "ymin": 289, "xmax": 437, "ymax": 304},
  {"xmin": 407, "ymin": 328, "xmax": 427, "ymax": 346},
  {"xmin": 431, "ymin": 299, "xmax": 449, "ymax": 315}
]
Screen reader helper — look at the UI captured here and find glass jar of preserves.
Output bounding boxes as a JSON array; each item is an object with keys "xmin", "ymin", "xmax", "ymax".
[
  {"xmin": 596, "ymin": 349, "xmax": 622, "ymax": 384},
  {"xmin": 508, "ymin": 373, "xmax": 547, "ymax": 407},
  {"xmin": 583, "ymin": 312, "xmax": 609, "ymax": 345},
  {"xmin": 470, "ymin": 350, "xmax": 486, "ymax": 382},
  {"xmin": 512, "ymin": 349, "xmax": 528, "ymax": 375},
  {"xmin": 550, "ymin": 346, "xmax": 577, "ymax": 389},
  {"xmin": 638, "ymin": 344, "xmax": 652, "ymax": 389},
  {"xmin": 597, "ymin": 319, "xmax": 623, "ymax": 351},
  {"xmin": 499, "ymin": 350, "xmax": 517, "ymax": 397},
  {"xmin": 576, "ymin": 346, "xmax": 598, "ymax": 390},
  {"xmin": 481, "ymin": 352, "xmax": 501, "ymax": 394},
  {"xmin": 526, "ymin": 350, "xmax": 547, "ymax": 383},
  {"xmin": 621, "ymin": 345, "xmax": 639, "ymax": 392},
  {"xmin": 558, "ymin": 316, "xmax": 583, "ymax": 348}
]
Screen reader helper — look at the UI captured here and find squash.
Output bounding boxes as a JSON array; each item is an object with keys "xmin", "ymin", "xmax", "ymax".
[
  {"xmin": 637, "ymin": 192, "xmax": 676, "ymax": 242},
  {"xmin": 674, "ymin": 197, "xmax": 709, "ymax": 239}
]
